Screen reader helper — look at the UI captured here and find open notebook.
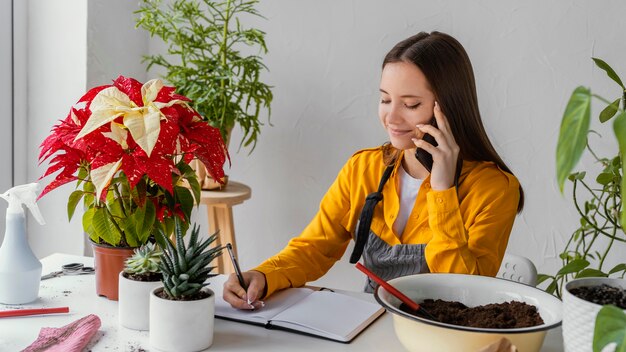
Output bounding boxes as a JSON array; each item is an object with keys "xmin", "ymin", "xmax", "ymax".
[{"xmin": 208, "ymin": 275, "xmax": 385, "ymax": 343}]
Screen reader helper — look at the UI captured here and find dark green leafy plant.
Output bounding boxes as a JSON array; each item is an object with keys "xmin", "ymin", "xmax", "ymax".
[
  {"xmin": 538, "ymin": 58, "xmax": 626, "ymax": 298},
  {"xmin": 158, "ymin": 220, "xmax": 222, "ymax": 299},
  {"xmin": 593, "ymin": 305, "xmax": 626, "ymax": 352},
  {"xmin": 136, "ymin": 0, "xmax": 273, "ymax": 152}
]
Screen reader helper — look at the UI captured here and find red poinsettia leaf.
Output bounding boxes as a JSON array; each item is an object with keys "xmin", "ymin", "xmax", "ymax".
[
  {"xmin": 113, "ymin": 76, "xmax": 144, "ymax": 107},
  {"xmin": 145, "ymin": 157, "xmax": 174, "ymax": 194},
  {"xmin": 121, "ymin": 153, "xmax": 147, "ymax": 189},
  {"xmin": 154, "ymin": 86, "xmax": 190, "ymax": 103},
  {"xmin": 77, "ymin": 85, "xmax": 109, "ymax": 108},
  {"xmin": 37, "ymin": 175, "xmax": 78, "ymax": 200}
]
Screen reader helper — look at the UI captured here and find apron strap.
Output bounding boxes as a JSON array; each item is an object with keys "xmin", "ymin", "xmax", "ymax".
[{"xmin": 349, "ymin": 164, "xmax": 395, "ymax": 264}]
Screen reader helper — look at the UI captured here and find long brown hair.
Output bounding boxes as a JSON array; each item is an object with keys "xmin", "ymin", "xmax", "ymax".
[{"xmin": 383, "ymin": 31, "xmax": 524, "ymax": 212}]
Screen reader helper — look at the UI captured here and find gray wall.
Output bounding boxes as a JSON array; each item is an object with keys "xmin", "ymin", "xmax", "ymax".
[{"xmin": 26, "ymin": 0, "xmax": 626, "ymax": 291}]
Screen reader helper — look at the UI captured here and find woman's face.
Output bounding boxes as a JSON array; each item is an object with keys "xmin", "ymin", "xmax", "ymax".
[{"xmin": 379, "ymin": 61, "xmax": 436, "ymax": 150}]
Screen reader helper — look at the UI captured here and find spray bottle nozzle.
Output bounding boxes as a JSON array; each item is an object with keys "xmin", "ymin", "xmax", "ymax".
[{"xmin": 0, "ymin": 183, "xmax": 46, "ymax": 225}]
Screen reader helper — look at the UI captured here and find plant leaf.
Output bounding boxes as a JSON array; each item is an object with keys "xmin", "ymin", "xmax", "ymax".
[
  {"xmin": 609, "ymin": 264, "xmax": 626, "ymax": 275},
  {"xmin": 593, "ymin": 58, "xmax": 625, "ymax": 89},
  {"xmin": 576, "ymin": 269, "xmax": 608, "ymax": 278},
  {"xmin": 536, "ymin": 274, "xmax": 553, "ymax": 285},
  {"xmin": 557, "ymin": 258, "xmax": 590, "ymax": 276},
  {"xmin": 92, "ymin": 207, "xmax": 122, "ymax": 245},
  {"xmin": 613, "ymin": 111, "xmax": 626, "ymax": 228},
  {"xmin": 600, "ymin": 98, "xmax": 621, "ymax": 123},
  {"xmin": 593, "ymin": 305, "xmax": 626, "ymax": 352},
  {"xmin": 67, "ymin": 190, "xmax": 84, "ymax": 221},
  {"xmin": 557, "ymin": 86, "xmax": 592, "ymax": 192}
]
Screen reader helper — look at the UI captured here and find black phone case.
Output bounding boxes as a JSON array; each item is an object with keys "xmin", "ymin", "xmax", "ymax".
[{"xmin": 414, "ymin": 119, "xmax": 438, "ymax": 172}]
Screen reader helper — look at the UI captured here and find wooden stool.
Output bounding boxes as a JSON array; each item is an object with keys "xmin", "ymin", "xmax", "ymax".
[{"xmin": 200, "ymin": 181, "xmax": 251, "ymax": 274}]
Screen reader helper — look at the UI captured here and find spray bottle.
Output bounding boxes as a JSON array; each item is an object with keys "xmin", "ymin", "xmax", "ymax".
[{"xmin": 0, "ymin": 183, "xmax": 46, "ymax": 304}]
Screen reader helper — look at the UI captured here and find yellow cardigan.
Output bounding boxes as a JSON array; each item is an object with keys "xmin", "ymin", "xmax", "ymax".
[{"xmin": 254, "ymin": 147, "xmax": 521, "ymax": 297}]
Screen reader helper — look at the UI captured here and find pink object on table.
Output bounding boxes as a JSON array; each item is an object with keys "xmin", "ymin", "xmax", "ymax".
[{"xmin": 21, "ymin": 314, "xmax": 101, "ymax": 352}]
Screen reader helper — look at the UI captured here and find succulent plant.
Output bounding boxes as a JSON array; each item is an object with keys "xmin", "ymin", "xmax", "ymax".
[
  {"xmin": 159, "ymin": 220, "xmax": 222, "ymax": 299},
  {"xmin": 124, "ymin": 242, "xmax": 163, "ymax": 276}
]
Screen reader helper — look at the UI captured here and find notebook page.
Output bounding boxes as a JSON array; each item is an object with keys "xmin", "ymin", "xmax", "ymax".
[
  {"xmin": 269, "ymin": 290, "xmax": 385, "ymax": 342},
  {"xmin": 210, "ymin": 275, "xmax": 315, "ymax": 324}
]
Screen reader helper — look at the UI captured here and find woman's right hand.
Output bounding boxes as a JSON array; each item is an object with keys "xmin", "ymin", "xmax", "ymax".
[{"xmin": 223, "ymin": 270, "xmax": 267, "ymax": 310}]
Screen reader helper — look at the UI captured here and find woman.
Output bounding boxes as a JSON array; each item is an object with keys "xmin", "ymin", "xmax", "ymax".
[{"xmin": 224, "ymin": 31, "xmax": 523, "ymax": 310}]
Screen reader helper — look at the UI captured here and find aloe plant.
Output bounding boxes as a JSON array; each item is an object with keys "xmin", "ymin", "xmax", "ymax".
[
  {"xmin": 538, "ymin": 58, "xmax": 626, "ymax": 298},
  {"xmin": 158, "ymin": 220, "xmax": 222, "ymax": 299}
]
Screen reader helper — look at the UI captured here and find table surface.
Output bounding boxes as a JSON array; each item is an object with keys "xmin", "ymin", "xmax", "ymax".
[
  {"xmin": 200, "ymin": 181, "xmax": 251, "ymax": 206},
  {"xmin": 0, "ymin": 253, "xmax": 564, "ymax": 351}
]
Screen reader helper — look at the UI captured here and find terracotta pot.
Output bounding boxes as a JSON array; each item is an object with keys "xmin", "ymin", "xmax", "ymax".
[{"xmin": 91, "ymin": 242, "xmax": 135, "ymax": 301}]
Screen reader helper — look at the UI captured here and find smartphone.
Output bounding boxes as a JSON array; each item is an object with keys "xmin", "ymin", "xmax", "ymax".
[{"xmin": 414, "ymin": 118, "xmax": 438, "ymax": 172}]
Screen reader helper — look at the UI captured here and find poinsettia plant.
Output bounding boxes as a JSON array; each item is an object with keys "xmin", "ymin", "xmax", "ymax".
[{"xmin": 38, "ymin": 76, "xmax": 228, "ymax": 247}]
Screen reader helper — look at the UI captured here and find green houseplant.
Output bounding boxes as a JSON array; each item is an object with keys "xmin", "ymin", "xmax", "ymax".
[
  {"xmin": 538, "ymin": 58, "xmax": 626, "ymax": 352},
  {"xmin": 136, "ymin": 0, "xmax": 273, "ymax": 187},
  {"xmin": 119, "ymin": 243, "xmax": 163, "ymax": 330},
  {"xmin": 149, "ymin": 220, "xmax": 223, "ymax": 351},
  {"xmin": 38, "ymin": 75, "xmax": 227, "ymax": 299}
]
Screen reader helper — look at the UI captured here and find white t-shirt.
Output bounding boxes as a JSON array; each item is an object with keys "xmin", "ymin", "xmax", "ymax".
[{"xmin": 393, "ymin": 166, "xmax": 423, "ymax": 237}]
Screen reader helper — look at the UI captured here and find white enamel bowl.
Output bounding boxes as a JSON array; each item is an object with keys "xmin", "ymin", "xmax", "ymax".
[{"xmin": 374, "ymin": 273, "xmax": 562, "ymax": 352}]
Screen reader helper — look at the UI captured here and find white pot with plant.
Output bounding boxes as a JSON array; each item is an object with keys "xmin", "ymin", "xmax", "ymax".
[
  {"xmin": 136, "ymin": 0, "xmax": 273, "ymax": 189},
  {"xmin": 119, "ymin": 243, "xmax": 163, "ymax": 331},
  {"xmin": 537, "ymin": 58, "xmax": 626, "ymax": 352},
  {"xmin": 149, "ymin": 220, "xmax": 223, "ymax": 351}
]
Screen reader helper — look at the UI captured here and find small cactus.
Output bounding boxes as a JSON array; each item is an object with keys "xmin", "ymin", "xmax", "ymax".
[
  {"xmin": 158, "ymin": 220, "xmax": 222, "ymax": 299},
  {"xmin": 124, "ymin": 243, "xmax": 162, "ymax": 277}
]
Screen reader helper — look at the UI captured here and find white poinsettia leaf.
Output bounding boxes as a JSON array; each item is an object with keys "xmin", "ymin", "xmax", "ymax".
[
  {"xmin": 141, "ymin": 79, "xmax": 163, "ymax": 104},
  {"xmin": 75, "ymin": 87, "xmax": 133, "ymax": 140},
  {"xmin": 91, "ymin": 158, "xmax": 122, "ymax": 200},
  {"xmin": 103, "ymin": 122, "xmax": 128, "ymax": 149},
  {"xmin": 124, "ymin": 109, "xmax": 162, "ymax": 157},
  {"xmin": 153, "ymin": 99, "xmax": 188, "ymax": 110}
]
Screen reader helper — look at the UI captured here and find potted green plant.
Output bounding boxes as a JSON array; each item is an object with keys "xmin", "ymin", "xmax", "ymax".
[
  {"xmin": 38, "ymin": 75, "xmax": 227, "ymax": 300},
  {"xmin": 537, "ymin": 58, "xmax": 626, "ymax": 352},
  {"xmin": 119, "ymin": 242, "xmax": 163, "ymax": 331},
  {"xmin": 149, "ymin": 220, "xmax": 222, "ymax": 351},
  {"xmin": 135, "ymin": 0, "xmax": 273, "ymax": 189}
]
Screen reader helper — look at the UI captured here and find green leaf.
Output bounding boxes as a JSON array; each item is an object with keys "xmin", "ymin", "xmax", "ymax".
[
  {"xmin": 576, "ymin": 269, "xmax": 608, "ymax": 278},
  {"xmin": 82, "ymin": 207, "xmax": 96, "ymax": 238},
  {"xmin": 609, "ymin": 264, "xmax": 626, "ymax": 275},
  {"xmin": 600, "ymin": 98, "xmax": 621, "ymax": 123},
  {"xmin": 557, "ymin": 259, "xmax": 590, "ymax": 276},
  {"xmin": 67, "ymin": 191, "xmax": 84, "ymax": 221},
  {"xmin": 613, "ymin": 111, "xmax": 626, "ymax": 227},
  {"xmin": 134, "ymin": 201, "xmax": 156, "ymax": 245},
  {"xmin": 92, "ymin": 207, "xmax": 122, "ymax": 246},
  {"xmin": 536, "ymin": 274, "xmax": 553, "ymax": 285},
  {"xmin": 545, "ymin": 280, "xmax": 558, "ymax": 295},
  {"xmin": 596, "ymin": 172, "xmax": 614, "ymax": 185},
  {"xmin": 174, "ymin": 186, "xmax": 194, "ymax": 221},
  {"xmin": 557, "ymin": 86, "xmax": 592, "ymax": 192},
  {"xmin": 593, "ymin": 58, "xmax": 625, "ymax": 89},
  {"xmin": 569, "ymin": 171, "xmax": 586, "ymax": 181},
  {"xmin": 593, "ymin": 305, "xmax": 626, "ymax": 352}
]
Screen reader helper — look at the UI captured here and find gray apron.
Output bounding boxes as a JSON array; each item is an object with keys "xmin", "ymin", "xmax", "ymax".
[
  {"xmin": 361, "ymin": 228, "xmax": 430, "ymax": 293},
  {"xmin": 348, "ymin": 163, "xmax": 430, "ymax": 293}
]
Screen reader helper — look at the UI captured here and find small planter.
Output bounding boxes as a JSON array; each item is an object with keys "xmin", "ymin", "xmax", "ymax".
[
  {"xmin": 149, "ymin": 286, "xmax": 215, "ymax": 351},
  {"xmin": 91, "ymin": 242, "xmax": 135, "ymax": 301},
  {"xmin": 562, "ymin": 277, "xmax": 626, "ymax": 352},
  {"xmin": 118, "ymin": 272, "xmax": 162, "ymax": 330}
]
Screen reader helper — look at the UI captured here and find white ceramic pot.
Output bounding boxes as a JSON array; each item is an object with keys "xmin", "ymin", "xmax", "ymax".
[
  {"xmin": 118, "ymin": 272, "xmax": 162, "ymax": 331},
  {"xmin": 149, "ymin": 287, "xmax": 215, "ymax": 352},
  {"xmin": 375, "ymin": 273, "xmax": 562, "ymax": 352},
  {"xmin": 562, "ymin": 277, "xmax": 626, "ymax": 352}
]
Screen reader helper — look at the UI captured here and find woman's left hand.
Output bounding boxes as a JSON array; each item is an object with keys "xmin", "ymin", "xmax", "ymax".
[{"xmin": 413, "ymin": 101, "xmax": 460, "ymax": 190}]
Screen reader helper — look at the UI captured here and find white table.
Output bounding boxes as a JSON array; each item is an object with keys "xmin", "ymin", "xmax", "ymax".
[{"xmin": 0, "ymin": 253, "xmax": 564, "ymax": 351}]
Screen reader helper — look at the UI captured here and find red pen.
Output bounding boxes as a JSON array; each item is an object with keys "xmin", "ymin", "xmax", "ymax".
[
  {"xmin": 355, "ymin": 262, "xmax": 420, "ymax": 311},
  {"xmin": 0, "ymin": 306, "xmax": 69, "ymax": 318}
]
